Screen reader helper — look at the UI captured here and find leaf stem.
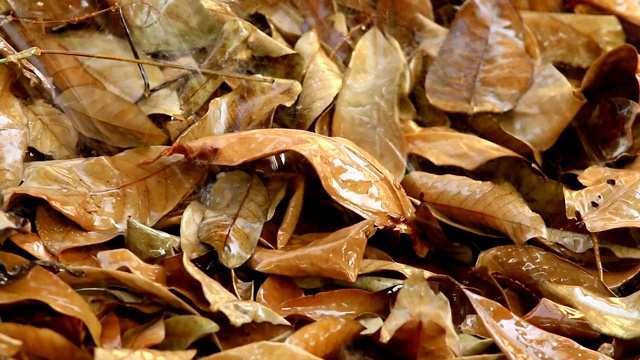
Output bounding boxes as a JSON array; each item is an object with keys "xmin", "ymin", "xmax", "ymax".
[{"xmin": 0, "ymin": 47, "xmax": 275, "ymax": 83}]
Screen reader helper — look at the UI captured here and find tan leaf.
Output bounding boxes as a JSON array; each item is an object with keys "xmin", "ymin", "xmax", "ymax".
[
  {"xmin": 5, "ymin": 146, "xmax": 205, "ymax": 234},
  {"xmin": 358, "ymin": 259, "xmax": 436, "ymax": 279},
  {"xmin": 159, "ymin": 129, "xmax": 414, "ymax": 230},
  {"xmin": 0, "ymin": 211, "xmax": 29, "ymax": 244},
  {"xmin": 425, "ymin": 0, "xmax": 534, "ymax": 113},
  {"xmin": 0, "ymin": 323, "xmax": 90, "ymax": 360},
  {"xmin": 520, "ymin": 12, "xmax": 624, "ymax": 68},
  {"xmin": 278, "ymin": 289, "xmax": 390, "ymax": 321},
  {"xmin": 463, "ymin": 290, "xmax": 612, "ymax": 360},
  {"xmin": 0, "ymin": 331, "xmax": 21, "ymax": 358},
  {"xmin": 576, "ymin": 0, "xmax": 640, "ymax": 27},
  {"xmin": 276, "ymin": 175, "xmax": 304, "ymax": 249},
  {"xmin": 565, "ymin": 166, "xmax": 640, "ymax": 232},
  {"xmin": 292, "ymin": 31, "xmax": 343, "ymax": 130},
  {"xmin": 96, "ymin": 249, "xmax": 168, "ymax": 285},
  {"xmin": 199, "ymin": 341, "xmax": 322, "ymax": 360},
  {"xmin": 285, "ymin": 318, "xmax": 364, "ymax": 358},
  {"xmin": 405, "ymin": 127, "xmax": 523, "ymax": 170},
  {"xmin": 256, "ymin": 275, "xmax": 304, "ymax": 312},
  {"xmin": 122, "ymin": 317, "xmax": 165, "ymax": 349},
  {"xmin": 333, "ymin": 26, "xmax": 408, "ymax": 181},
  {"xmin": 402, "ymin": 172, "xmax": 547, "ymax": 243},
  {"xmin": 125, "ymin": 219, "xmax": 179, "ymax": 262},
  {"xmin": 26, "ymin": 99, "xmax": 79, "ymax": 159},
  {"xmin": 158, "ymin": 315, "xmax": 219, "ymax": 350},
  {"xmin": 177, "ymin": 79, "xmax": 301, "ymax": 143},
  {"xmin": 180, "ymin": 201, "xmax": 289, "ymax": 326},
  {"xmin": 0, "ymin": 66, "xmax": 28, "ymax": 191},
  {"xmin": 94, "ymin": 348, "xmax": 197, "ymax": 360},
  {"xmin": 197, "ymin": 171, "xmax": 269, "ymax": 269},
  {"xmin": 247, "ymin": 219, "xmax": 376, "ymax": 282},
  {"xmin": 56, "ymin": 86, "xmax": 168, "ymax": 147},
  {"xmin": 0, "ymin": 251, "xmax": 102, "ymax": 345},
  {"xmin": 8, "ymin": 233, "xmax": 54, "ymax": 261},
  {"xmin": 380, "ymin": 273, "xmax": 460, "ymax": 358},
  {"xmin": 522, "ymin": 298, "xmax": 600, "ymax": 339}
]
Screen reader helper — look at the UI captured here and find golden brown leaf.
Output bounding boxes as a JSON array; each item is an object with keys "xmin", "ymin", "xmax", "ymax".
[
  {"xmin": 247, "ymin": 219, "xmax": 376, "ymax": 282},
  {"xmin": 158, "ymin": 315, "xmax": 219, "ymax": 350},
  {"xmin": 0, "ymin": 323, "xmax": 91, "ymax": 360},
  {"xmin": 425, "ymin": 0, "xmax": 534, "ymax": 113},
  {"xmin": 96, "ymin": 249, "xmax": 168, "ymax": 285},
  {"xmin": 122, "ymin": 317, "xmax": 165, "ymax": 349},
  {"xmin": 200, "ymin": 341, "xmax": 322, "ymax": 360},
  {"xmin": 26, "ymin": 99, "xmax": 79, "ymax": 159},
  {"xmin": 463, "ymin": 290, "xmax": 612, "ymax": 360},
  {"xmin": 332, "ymin": 26, "xmax": 408, "ymax": 180},
  {"xmin": 402, "ymin": 172, "xmax": 547, "ymax": 243},
  {"xmin": 285, "ymin": 318, "xmax": 364, "ymax": 358},
  {"xmin": 7, "ymin": 232, "xmax": 54, "ymax": 261},
  {"xmin": 125, "ymin": 219, "xmax": 179, "ymax": 262},
  {"xmin": 522, "ymin": 298, "xmax": 600, "ymax": 339},
  {"xmin": 576, "ymin": 0, "xmax": 640, "ymax": 27},
  {"xmin": 94, "ymin": 348, "xmax": 197, "ymax": 360},
  {"xmin": 256, "ymin": 275, "xmax": 304, "ymax": 313},
  {"xmin": 0, "ymin": 66, "xmax": 28, "ymax": 191},
  {"xmin": 5, "ymin": 147, "xmax": 205, "ymax": 234},
  {"xmin": 198, "ymin": 171, "xmax": 269, "ymax": 269},
  {"xmin": 380, "ymin": 273, "xmax": 460, "ymax": 358},
  {"xmin": 275, "ymin": 175, "xmax": 304, "ymax": 249},
  {"xmin": 279, "ymin": 289, "xmax": 390, "ymax": 321},
  {"xmin": 160, "ymin": 129, "xmax": 414, "ymax": 230},
  {"xmin": 0, "ymin": 251, "xmax": 102, "ymax": 345},
  {"xmin": 405, "ymin": 127, "xmax": 523, "ymax": 170},
  {"xmin": 181, "ymin": 201, "xmax": 289, "ymax": 326}
]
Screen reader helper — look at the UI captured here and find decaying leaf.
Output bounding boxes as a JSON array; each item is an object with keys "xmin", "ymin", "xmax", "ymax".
[
  {"xmin": 332, "ymin": 26, "xmax": 408, "ymax": 181},
  {"xmin": 425, "ymin": 0, "xmax": 534, "ymax": 113},
  {"xmin": 522, "ymin": 298, "xmax": 600, "ymax": 339},
  {"xmin": 0, "ymin": 66, "xmax": 28, "ymax": 191},
  {"xmin": 159, "ymin": 129, "xmax": 414, "ymax": 230},
  {"xmin": 285, "ymin": 318, "xmax": 364, "ymax": 358},
  {"xmin": 5, "ymin": 147, "xmax": 205, "ymax": 233},
  {"xmin": 402, "ymin": 172, "xmax": 547, "ymax": 243},
  {"xmin": 0, "ymin": 323, "xmax": 91, "ymax": 360},
  {"xmin": 200, "ymin": 341, "xmax": 322, "ymax": 360},
  {"xmin": 380, "ymin": 273, "xmax": 460, "ymax": 358},
  {"xmin": 158, "ymin": 315, "xmax": 219, "ymax": 350},
  {"xmin": 25, "ymin": 99, "xmax": 79, "ymax": 160},
  {"xmin": 463, "ymin": 290, "xmax": 611, "ymax": 360},
  {"xmin": 94, "ymin": 348, "xmax": 197, "ymax": 360},
  {"xmin": 198, "ymin": 171, "xmax": 269, "ymax": 269}
]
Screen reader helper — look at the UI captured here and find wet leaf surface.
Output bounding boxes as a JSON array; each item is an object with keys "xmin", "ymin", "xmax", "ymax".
[{"xmin": 2, "ymin": 1, "xmax": 640, "ymax": 358}]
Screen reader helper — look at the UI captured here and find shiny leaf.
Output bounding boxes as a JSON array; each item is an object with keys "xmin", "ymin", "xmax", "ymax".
[
  {"xmin": 200, "ymin": 341, "xmax": 322, "ymax": 360},
  {"xmin": 402, "ymin": 172, "xmax": 547, "ymax": 243},
  {"xmin": 159, "ymin": 315, "xmax": 219, "ymax": 350},
  {"xmin": 279, "ymin": 289, "xmax": 390, "ymax": 321},
  {"xmin": 285, "ymin": 318, "xmax": 364, "ymax": 358},
  {"xmin": 26, "ymin": 99, "xmax": 79, "ymax": 159},
  {"xmin": 425, "ymin": 0, "xmax": 534, "ymax": 113},
  {"xmin": 0, "ymin": 66, "xmax": 28, "ymax": 191}
]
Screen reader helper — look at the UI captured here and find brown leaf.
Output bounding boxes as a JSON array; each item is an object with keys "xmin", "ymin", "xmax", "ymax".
[
  {"xmin": 285, "ymin": 318, "xmax": 364, "ymax": 358},
  {"xmin": 576, "ymin": 0, "xmax": 640, "ymax": 27},
  {"xmin": 8, "ymin": 232, "xmax": 54, "ymax": 261},
  {"xmin": 565, "ymin": 166, "xmax": 640, "ymax": 232},
  {"xmin": 200, "ymin": 341, "xmax": 322, "ymax": 360},
  {"xmin": 160, "ymin": 129, "xmax": 414, "ymax": 230},
  {"xmin": 158, "ymin": 315, "xmax": 219, "ymax": 350},
  {"xmin": 279, "ymin": 289, "xmax": 390, "ymax": 321},
  {"xmin": 125, "ymin": 219, "xmax": 179, "ymax": 262},
  {"xmin": 0, "ymin": 323, "xmax": 91, "ymax": 360},
  {"xmin": 358, "ymin": 259, "xmax": 435, "ymax": 278},
  {"xmin": 96, "ymin": 249, "xmax": 168, "ymax": 285},
  {"xmin": 520, "ymin": 12, "xmax": 624, "ymax": 68},
  {"xmin": 405, "ymin": 127, "xmax": 523, "ymax": 171},
  {"xmin": 247, "ymin": 219, "xmax": 376, "ymax": 282},
  {"xmin": 94, "ymin": 348, "xmax": 197, "ymax": 360},
  {"xmin": 26, "ymin": 99, "xmax": 79, "ymax": 159},
  {"xmin": 0, "ymin": 66, "xmax": 28, "ymax": 191},
  {"xmin": 522, "ymin": 298, "xmax": 600, "ymax": 339},
  {"xmin": 122, "ymin": 317, "xmax": 165, "ymax": 349},
  {"xmin": 100, "ymin": 311, "xmax": 122, "ymax": 350},
  {"xmin": 0, "ymin": 251, "xmax": 102, "ymax": 345},
  {"xmin": 0, "ymin": 331, "xmax": 21, "ymax": 358},
  {"xmin": 463, "ymin": 290, "xmax": 611, "ymax": 360},
  {"xmin": 425, "ymin": 0, "xmax": 534, "ymax": 113},
  {"xmin": 178, "ymin": 79, "xmax": 301, "ymax": 143},
  {"xmin": 56, "ymin": 86, "xmax": 168, "ymax": 148},
  {"xmin": 580, "ymin": 45, "xmax": 639, "ymax": 101},
  {"xmin": 35, "ymin": 205, "xmax": 115, "ymax": 256},
  {"xmin": 292, "ymin": 31, "xmax": 343, "ymax": 130},
  {"xmin": 380, "ymin": 273, "xmax": 460, "ymax": 358},
  {"xmin": 476, "ymin": 245, "xmax": 614, "ymax": 301},
  {"xmin": 180, "ymin": 201, "xmax": 289, "ymax": 326},
  {"xmin": 0, "ymin": 211, "xmax": 29, "ymax": 244},
  {"xmin": 197, "ymin": 171, "xmax": 269, "ymax": 268},
  {"xmin": 402, "ymin": 172, "xmax": 547, "ymax": 243},
  {"xmin": 5, "ymin": 147, "xmax": 205, "ymax": 234},
  {"xmin": 275, "ymin": 175, "xmax": 304, "ymax": 249},
  {"xmin": 256, "ymin": 275, "xmax": 304, "ymax": 312},
  {"xmin": 499, "ymin": 63, "xmax": 586, "ymax": 151},
  {"xmin": 332, "ymin": 26, "xmax": 408, "ymax": 180}
]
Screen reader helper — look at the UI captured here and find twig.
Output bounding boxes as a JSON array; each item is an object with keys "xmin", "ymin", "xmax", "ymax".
[
  {"xmin": 591, "ymin": 233, "xmax": 604, "ymax": 282},
  {"xmin": 0, "ymin": 47, "xmax": 275, "ymax": 83}
]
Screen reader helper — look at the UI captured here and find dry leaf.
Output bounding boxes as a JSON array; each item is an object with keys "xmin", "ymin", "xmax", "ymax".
[
  {"xmin": 380, "ymin": 273, "xmax": 460, "ymax": 358},
  {"xmin": 425, "ymin": 0, "xmax": 534, "ymax": 113},
  {"xmin": 26, "ymin": 99, "xmax": 79, "ymax": 159},
  {"xmin": 575, "ymin": 0, "xmax": 640, "ymax": 27},
  {"xmin": 158, "ymin": 315, "xmax": 219, "ymax": 350},
  {"xmin": 122, "ymin": 317, "xmax": 165, "ymax": 349},
  {"xmin": 125, "ymin": 219, "xmax": 179, "ymax": 262},
  {"xmin": 198, "ymin": 171, "xmax": 269, "ymax": 269},
  {"xmin": 332, "ymin": 26, "xmax": 408, "ymax": 181},
  {"xmin": 463, "ymin": 290, "xmax": 611, "ymax": 360},
  {"xmin": 159, "ymin": 129, "xmax": 414, "ymax": 230},
  {"xmin": 96, "ymin": 249, "xmax": 168, "ymax": 285},
  {"xmin": 256, "ymin": 275, "xmax": 304, "ymax": 313},
  {"xmin": 94, "ymin": 348, "xmax": 197, "ymax": 360},
  {"xmin": 278, "ymin": 289, "xmax": 390, "ymax": 321},
  {"xmin": 0, "ymin": 323, "xmax": 91, "ymax": 360},
  {"xmin": 402, "ymin": 172, "xmax": 547, "ymax": 243},
  {"xmin": 5, "ymin": 147, "xmax": 205, "ymax": 234},
  {"xmin": 200, "ymin": 341, "xmax": 322, "ymax": 360}
]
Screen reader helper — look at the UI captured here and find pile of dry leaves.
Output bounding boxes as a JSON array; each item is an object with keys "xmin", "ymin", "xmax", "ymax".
[{"xmin": 2, "ymin": 0, "xmax": 640, "ymax": 359}]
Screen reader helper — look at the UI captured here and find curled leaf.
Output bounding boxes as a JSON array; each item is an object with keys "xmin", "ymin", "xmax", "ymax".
[
  {"xmin": 160, "ymin": 129, "xmax": 414, "ymax": 230},
  {"xmin": 285, "ymin": 318, "xmax": 364, "ymax": 358},
  {"xmin": 200, "ymin": 341, "xmax": 322, "ymax": 360},
  {"xmin": 0, "ymin": 66, "xmax": 28, "ymax": 191}
]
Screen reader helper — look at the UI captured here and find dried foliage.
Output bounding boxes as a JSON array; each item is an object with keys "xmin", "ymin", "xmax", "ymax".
[{"xmin": 2, "ymin": 0, "xmax": 640, "ymax": 359}]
